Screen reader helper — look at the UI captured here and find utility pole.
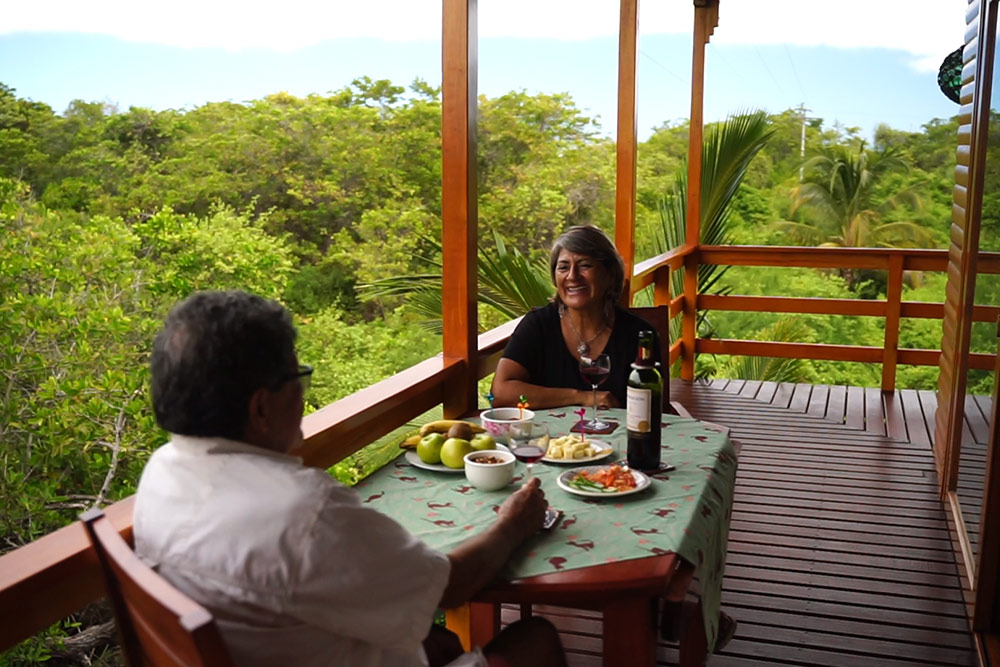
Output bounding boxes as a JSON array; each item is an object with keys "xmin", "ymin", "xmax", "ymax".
[{"xmin": 798, "ymin": 102, "xmax": 811, "ymax": 182}]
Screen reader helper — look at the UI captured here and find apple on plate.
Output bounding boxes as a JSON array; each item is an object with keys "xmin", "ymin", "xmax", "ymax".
[
  {"xmin": 469, "ymin": 433, "xmax": 496, "ymax": 451},
  {"xmin": 440, "ymin": 438, "xmax": 473, "ymax": 468},
  {"xmin": 417, "ymin": 433, "xmax": 446, "ymax": 464}
]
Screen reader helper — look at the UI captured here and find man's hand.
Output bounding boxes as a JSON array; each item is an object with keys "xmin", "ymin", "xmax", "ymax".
[
  {"xmin": 497, "ymin": 477, "xmax": 547, "ymax": 539},
  {"xmin": 441, "ymin": 478, "xmax": 549, "ymax": 608}
]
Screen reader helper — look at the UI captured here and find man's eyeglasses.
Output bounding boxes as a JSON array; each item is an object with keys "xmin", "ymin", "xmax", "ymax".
[{"xmin": 271, "ymin": 364, "xmax": 313, "ymax": 391}]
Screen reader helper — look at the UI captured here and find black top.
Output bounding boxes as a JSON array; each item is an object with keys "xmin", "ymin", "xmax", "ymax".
[{"xmin": 501, "ymin": 303, "xmax": 661, "ymax": 406}]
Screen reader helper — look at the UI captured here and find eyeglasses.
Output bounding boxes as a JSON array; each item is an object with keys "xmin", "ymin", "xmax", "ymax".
[{"xmin": 271, "ymin": 364, "xmax": 313, "ymax": 391}]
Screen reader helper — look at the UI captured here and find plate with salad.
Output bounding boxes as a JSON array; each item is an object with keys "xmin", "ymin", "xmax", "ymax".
[{"xmin": 556, "ymin": 464, "xmax": 652, "ymax": 498}]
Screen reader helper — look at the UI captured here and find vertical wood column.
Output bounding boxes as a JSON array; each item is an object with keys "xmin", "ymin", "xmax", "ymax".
[
  {"xmin": 615, "ymin": 0, "xmax": 639, "ymax": 305},
  {"xmin": 441, "ymin": 0, "xmax": 478, "ymax": 418},
  {"xmin": 681, "ymin": 1, "xmax": 714, "ymax": 380},
  {"xmin": 881, "ymin": 254, "xmax": 904, "ymax": 390}
]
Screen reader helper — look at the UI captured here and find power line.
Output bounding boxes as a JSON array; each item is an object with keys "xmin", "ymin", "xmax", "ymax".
[
  {"xmin": 754, "ymin": 45, "xmax": 785, "ymax": 98},
  {"xmin": 783, "ymin": 43, "xmax": 807, "ymax": 102},
  {"xmin": 638, "ymin": 49, "xmax": 685, "ymax": 84}
]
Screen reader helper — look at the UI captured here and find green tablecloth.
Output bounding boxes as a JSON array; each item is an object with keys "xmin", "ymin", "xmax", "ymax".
[{"xmin": 356, "ymin": 409, "xmax": 737, "ymax": 651}]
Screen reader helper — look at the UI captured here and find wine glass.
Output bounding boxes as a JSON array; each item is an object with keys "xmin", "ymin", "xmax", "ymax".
[
  {"xmin": 509, "ymin": 423, "xmax": 549, "ymax": 480},
  {"xmin": 579, "ymin": 354, "xmax": 611, "ymax": 430}
]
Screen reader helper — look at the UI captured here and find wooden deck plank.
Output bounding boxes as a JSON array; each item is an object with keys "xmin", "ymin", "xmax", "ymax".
[
  {"xmin": 845, "ymin": 386, "xmax": 866, "ymax": 429},
  {"xmin": 825, "ymin": 384, "xmax": 847, "ymax": 425},
  {"xmin": 966, "ymin": 393, "xmax": 991, "ymax": 443},
  {"xmin": 806, "ymin": 384, "xmax": 830, "ymax": 418},
  {"xmin": 899, "ymin": 389, "xmax": 932, "ymax": 448},
  {"xmin": 754, "ymin": 381, "xmax": 778, "ymax": 404},
  {"xmin": 738, "ymin": 380, "xmax": 762, "ymax": 400},
  {"xmin": 883, "ymin": 390, "xmax": 908, "ymax": 440},
  {"xmin": 864, "ymin": 387, "xmax": 886, "ymax": 435},
  {"xmin": 788, "ymin": 382, "xmax": 812, "ymax": 413},
  {"xmin": 769, "ymin": 382, "xmax": 795, "ymax": 409}
]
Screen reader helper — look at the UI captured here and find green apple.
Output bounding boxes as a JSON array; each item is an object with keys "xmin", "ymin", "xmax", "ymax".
[
  {"xmin": 440, "ymin": 437, "xmax": 473, "ymax": 469},
  {"xmin": 417, "ymin": 433, "xmax": 446, "ymax": 464},
  {"xmin": 469, "ymin": 433, "xmax": 496, "ymax": 452}
]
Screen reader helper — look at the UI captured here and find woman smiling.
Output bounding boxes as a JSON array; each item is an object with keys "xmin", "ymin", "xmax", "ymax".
[{"xmin": 491, "ymin": 225, "xmax": 660, "ymax": 409}]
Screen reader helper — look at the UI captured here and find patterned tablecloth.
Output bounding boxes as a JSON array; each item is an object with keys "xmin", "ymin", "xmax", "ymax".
[{"xmin": 355, "ymin": 408, "xmax": 737, "ymax": 651}]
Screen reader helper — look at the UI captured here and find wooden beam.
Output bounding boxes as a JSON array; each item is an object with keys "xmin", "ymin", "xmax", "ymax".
[
  {"xmin": 881, "ymin": 254, "xmax": 904, "ymax": 390},
  {"xmin": 441, "ymin": 0, "xmax": 478, "ymax": 418},
  {"xmin": 615, "ymin": 0, "xmax": 639, "ymax": 303},
  {"xmin": 681, "ymin": 1, "xmax": 711, "ymax": 379}
]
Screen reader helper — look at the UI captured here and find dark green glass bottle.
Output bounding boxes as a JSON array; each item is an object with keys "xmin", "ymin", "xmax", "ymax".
[{"xmin": 626, "ymin": 330, "xmax": 662, "ymax": 470}]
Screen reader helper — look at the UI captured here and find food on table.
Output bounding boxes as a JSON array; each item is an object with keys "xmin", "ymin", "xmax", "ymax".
[
  {"xmin": 469, "ymin": 433, "xmax": 496, "ymax": 451},
  {"xmin": 447, "ymin": 421, "xmax": 476, "ymax": 441},
  {"xmin": 545, "ymin": 433, "xmax": 605, "ymax": 459},
  {"xmin": 468, "ymin": 454, "xmax": 506, "ymax": 465},
  {"xmin": 440, "ymin": 437, "xmax": 474, "ymax": 468},
  {"xmin": 419, "ymin": 419, "xmax": 485, "ymax": 437},
  {"xmin": 566, "ymin": 466, "xmax": 638, "ymax": 493},
  {"xmin": 398, "ymin": 431, "xmax": 422, "ymax": 450},
  {"xmin": 416, "ymin": 433, "xmax": 446, "ymax": 464}
]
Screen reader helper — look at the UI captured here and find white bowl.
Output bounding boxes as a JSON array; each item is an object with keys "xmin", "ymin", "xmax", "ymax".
[
  {"xmin": 480, "ymin": 407, "xmax": 535, "ymax": 444},
  {"xmin": 464, "ymin": 449, "xmax": 516, "ymax": 491}
]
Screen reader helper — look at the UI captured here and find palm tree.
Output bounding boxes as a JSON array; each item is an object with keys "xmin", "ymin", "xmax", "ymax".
[
  {"xmin": 361, "ymin": 231, "xmax": 552, "ymax": 333},
  {"xmin": 642, "ymin": 110, "xmax": 806, "ymax": 382},
  {"xmin": 774, "ymin": 143, "xmax": 933, "ymax": 259},
  {"xmin": 655, "ymin": 109, "xmax": 775, "ymax": 297}
]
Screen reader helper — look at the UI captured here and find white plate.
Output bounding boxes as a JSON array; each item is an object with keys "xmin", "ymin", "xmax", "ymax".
[
  {"xmin": 556, "ymin": 465, "xmax": 652, "ymax": 498},
  {"xmin": 405, "ymin": 444, "xmax": 510, "ymax": 473},
  {"xmin": 541, "ymin": 439, "xmax": 615, "ymax": 464}
]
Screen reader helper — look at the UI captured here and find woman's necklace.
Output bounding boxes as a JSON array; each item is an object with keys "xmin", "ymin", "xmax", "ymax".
[{"xmin": 559, "ymin": 305, "xmax": 608, "ymax": 356}]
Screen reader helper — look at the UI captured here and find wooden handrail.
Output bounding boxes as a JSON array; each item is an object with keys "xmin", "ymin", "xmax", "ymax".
[{"xmin": 670, "ymin": 246, "xmax": 1000, "ymax": 380}]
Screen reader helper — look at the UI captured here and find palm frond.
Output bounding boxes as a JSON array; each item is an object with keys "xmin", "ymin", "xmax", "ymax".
[{"xmin": 359, "ymin": 230, "xmax": 552, "ymax": 331}]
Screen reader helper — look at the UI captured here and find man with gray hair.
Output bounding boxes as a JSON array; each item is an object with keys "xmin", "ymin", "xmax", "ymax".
[{"xmin": 134, "ymin": 289, "xmax": 566, "ymax": 667}]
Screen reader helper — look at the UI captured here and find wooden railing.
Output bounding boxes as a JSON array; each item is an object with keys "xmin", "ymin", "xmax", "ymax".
[
  {"xmin": 636, "ymin": 245, "xmax": 1000, "ymax": 389},
  {"xmin": 2, "ymin": 243, "xmax": 1000, "ymax": 653}
]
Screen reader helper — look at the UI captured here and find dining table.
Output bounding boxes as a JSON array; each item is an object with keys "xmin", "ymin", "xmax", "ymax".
[{"xmin": 354, "ymin": 408, "xmax": 738, "ymax": 667}]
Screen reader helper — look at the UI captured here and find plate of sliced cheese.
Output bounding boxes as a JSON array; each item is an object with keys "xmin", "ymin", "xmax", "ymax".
[{"xmin": 542, "ymin": 433, "xmax": 615, "ymax": 464}]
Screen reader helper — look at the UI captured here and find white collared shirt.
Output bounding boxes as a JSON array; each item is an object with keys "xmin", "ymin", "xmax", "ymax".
[{"xmin": 133, "ymin": 434, "xmax": 458, "ymax": 667}]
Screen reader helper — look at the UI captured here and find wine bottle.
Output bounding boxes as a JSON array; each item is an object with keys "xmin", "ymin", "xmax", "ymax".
[{"xmin": 626, "ymin": 330, "xmax": 662, "ymax": 470}]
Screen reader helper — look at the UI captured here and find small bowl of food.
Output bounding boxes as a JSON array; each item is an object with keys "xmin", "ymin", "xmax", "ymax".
[
  {"xmin": 464, "ymin": 449, "xmax": 516, "ymax": 491},
  {"xmin": 479, "ymin": 407, "xmax": 534, "ymax": 444}
]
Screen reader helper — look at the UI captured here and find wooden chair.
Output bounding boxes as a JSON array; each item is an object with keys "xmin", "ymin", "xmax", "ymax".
[{"xmin": 80, "ymin": 509, "xmax": 234, "ymax": 667}]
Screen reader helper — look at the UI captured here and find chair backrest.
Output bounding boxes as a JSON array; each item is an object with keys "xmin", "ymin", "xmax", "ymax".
[
  {"xmin": 81, "ymin": 509, "xmax": 234, "ymax": 667},
  {"xmin": 628, "ymin": 305, "xmax": 673, "ymax": 412}
]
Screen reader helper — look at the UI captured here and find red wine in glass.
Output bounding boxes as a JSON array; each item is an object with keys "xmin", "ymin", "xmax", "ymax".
[
  {"xmin": 579, "ymin": 354, "xmax": 612, "ymax": 430},
  {"xmin": 509, "ymin": 424, "xmax": 549, "ymax": 478},
  {"xmin": 580, "ymin": 366, "xmax": 610, "ymax": 386},
  {"xmin": 512, "ymin": 446, "xmax": 546, "ymax": 464}
]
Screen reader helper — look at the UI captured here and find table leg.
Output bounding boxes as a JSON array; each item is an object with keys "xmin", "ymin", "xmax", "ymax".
[
  {"xmin": 678, "ymin": 598, "xmax": 708, "ymax": 667},
  {"xmin": 602, "ymin": 598, "xmax": 657, "ymax": 667}
]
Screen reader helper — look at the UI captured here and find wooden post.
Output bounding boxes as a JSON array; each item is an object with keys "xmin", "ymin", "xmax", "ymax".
[
  {"xmin": 681, "ymin": 0, "xmax": 715, "ymax": 380},
  {"xmin": 615, "ymin": 0, "xmax": 639, "ymax": 305},
  {"xmin": 881, "ymin": 254, "xmax": 904, "ymax": 391},
  {"xmin": 441, "ymin": 0, "xmax": 478, "ymax": 419}
]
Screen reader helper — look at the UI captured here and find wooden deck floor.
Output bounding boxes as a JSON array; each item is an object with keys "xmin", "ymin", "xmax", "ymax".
[{"xmin": 511, "ymin": 380, "xmax": 980, "ymax": 666}]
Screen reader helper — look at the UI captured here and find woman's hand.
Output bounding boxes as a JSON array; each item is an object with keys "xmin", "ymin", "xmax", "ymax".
[{"xmin": 582, "ymin": 390, "xmax": 619, "ymax": 409}]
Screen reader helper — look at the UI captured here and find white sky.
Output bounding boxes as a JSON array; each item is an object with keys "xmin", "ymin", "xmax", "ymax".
[{"xmin": 4, "ymin": 0, "xmax": 966, "ymax": 72}]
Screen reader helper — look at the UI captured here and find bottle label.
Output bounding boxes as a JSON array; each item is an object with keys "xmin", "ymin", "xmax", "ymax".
[{"xmin": 627, "ymin": 386, "xmax": 652, "ymax": 433}]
